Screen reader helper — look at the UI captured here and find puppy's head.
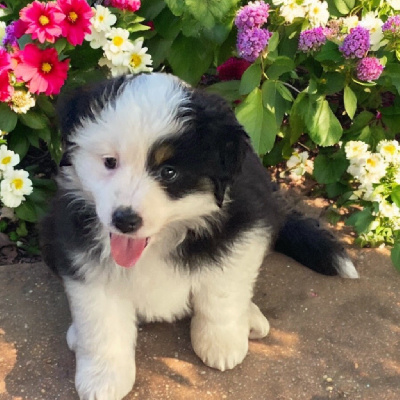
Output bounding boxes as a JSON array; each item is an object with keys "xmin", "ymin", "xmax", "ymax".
[{"xmin": 57, "ymin": 73, "xmax": 248, "ymax": 266}]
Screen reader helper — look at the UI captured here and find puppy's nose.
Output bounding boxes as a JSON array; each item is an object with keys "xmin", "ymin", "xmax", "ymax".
[{"xmin": 112, "ymin": 207, "xmax": 143, "ymax": 234}]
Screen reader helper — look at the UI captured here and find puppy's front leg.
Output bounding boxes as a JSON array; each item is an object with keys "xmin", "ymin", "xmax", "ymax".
[{"xmin": 64, "ymin": 277, "xmax": 136, "ymax": 400}]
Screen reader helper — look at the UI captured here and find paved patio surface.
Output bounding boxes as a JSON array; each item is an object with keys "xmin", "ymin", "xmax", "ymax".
[{"xmin": 1, "ymin": 232, "xmax": 399, "ymax": 399}]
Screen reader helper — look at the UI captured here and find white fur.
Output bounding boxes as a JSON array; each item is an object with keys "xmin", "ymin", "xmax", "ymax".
[{"xmin": 335, "ymin": 256, "xmax": 359, "ymax": 279}]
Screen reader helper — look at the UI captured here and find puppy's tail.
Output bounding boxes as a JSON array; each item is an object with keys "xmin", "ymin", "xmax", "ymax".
[{"xmin": 274, "ymin": 212, "xmax": 359, "ymax": 279}]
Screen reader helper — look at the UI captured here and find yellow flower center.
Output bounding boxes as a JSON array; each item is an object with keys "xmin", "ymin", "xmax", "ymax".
[
  {"xmin": 113, "ymin": 36, "xmax": 124, "ymax": 47},
  {"xmin": 39, "ymin": 15, "xmax": 50, "ymax": 26},
  {"xmin": 367, "ymin": 158, "xmax": 377, "ymax": 168},
  {"xmin": 313, "ymin": 6, "xmax": 320, "ymax": 14},
  {"xmin": 130, "ymin": 54, "xmax": 142, "ymax": 67},
  {"xmin": 383, "ymin": 144, "xmax": 396, "ymax": 155},
  {"xmin": 41, "ymin": 62, "xmax": 52, "ymax": 73},
  {"xmin": 98, "ymin": 15, "xmax": 104, "ymax": 22},
  {"xmin": 1, "ymin": 156, "xmax": 11, "ymax": 165},
  {"xmin": 68, "ymin": 11, "xmax": 78, "ymax": 23},
  {"xmin": 12, "ymin": 178, "xmax": 23, "ymax": 190}
]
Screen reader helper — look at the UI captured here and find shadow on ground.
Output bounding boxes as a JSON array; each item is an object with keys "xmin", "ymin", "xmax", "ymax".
[{"xmin": 1, "ymin": 223, "xmax": 399, "ymax": 399}]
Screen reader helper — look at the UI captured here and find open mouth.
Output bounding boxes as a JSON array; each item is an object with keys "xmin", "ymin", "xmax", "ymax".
[{"xmin": 110, "ymin": 234, "xmax": 150, "ymax": 268}]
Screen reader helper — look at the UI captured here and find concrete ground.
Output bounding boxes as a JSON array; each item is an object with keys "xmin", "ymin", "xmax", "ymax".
[{"xmin": 1, "ymin": 212, "xmax": 400, "ymax": 399}]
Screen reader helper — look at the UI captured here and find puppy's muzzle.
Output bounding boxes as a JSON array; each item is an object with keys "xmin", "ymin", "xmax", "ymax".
[{"xmin": 112, "ymin": 207, "xmax": 143, "ymax": 234}]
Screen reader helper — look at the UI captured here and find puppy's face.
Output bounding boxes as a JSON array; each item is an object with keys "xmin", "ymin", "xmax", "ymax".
[{"xmin": 58, "ymin": 73, "xmax": 247, "ymax": 265}]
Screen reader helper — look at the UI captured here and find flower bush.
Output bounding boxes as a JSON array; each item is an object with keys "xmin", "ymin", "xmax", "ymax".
[{"xmin": 0, "ymin": 0, "xmax": 399, "ymax": 268}]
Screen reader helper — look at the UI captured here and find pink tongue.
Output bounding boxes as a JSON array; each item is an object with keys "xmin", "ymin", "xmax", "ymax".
[{"xmin": 110, "ymin": 234, "xmax": 147, "ymax": 268}]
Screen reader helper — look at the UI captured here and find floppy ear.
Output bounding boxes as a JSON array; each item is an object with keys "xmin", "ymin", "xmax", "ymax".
[
  {"xmin": 190, "ymin": 89, "xmax": 250, "ymax": 207},
  {"xmin": 213, "ymin": 126, "xmax": 248, "ymax": 207}
]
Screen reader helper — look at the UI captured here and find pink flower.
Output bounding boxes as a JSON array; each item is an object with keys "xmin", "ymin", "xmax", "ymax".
[
  {"xmin": 356, "ymin": 57, "xmax": 384, "ymax": 81},
  {"xmin": 14, "ymin": 44, "xmax": 69, "ymax": 96},
  {"xmin": 0, "ymin": 70, "xmax": 13, "ymax": 102},
  {"xmin": 20, "ymin": 1, "xmax": 65, "ymax": 43},
  {"xmin": 106, "ymin": 0, "xmax": 141, "ymax": 13},
  {"xmin": 57, "ymin": 0, "xmax": 94, "ymax": 46},
  {"xmin": 0, "ymin": 48, "xmax": 12, "ymax": 72}
]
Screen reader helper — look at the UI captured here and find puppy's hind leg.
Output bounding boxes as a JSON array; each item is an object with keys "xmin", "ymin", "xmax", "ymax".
[{"xmin": 64, "ymin": 273, "xmax": 137, "ymax": 400}]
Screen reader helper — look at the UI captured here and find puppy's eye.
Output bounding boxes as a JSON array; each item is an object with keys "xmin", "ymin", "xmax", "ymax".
[
  {"xmin": 104, "ymin": 157, "xmax": 118, "ymax": 170},
  {"xmin": 160, "ymin": 166, "xmax": 178, "ymax": 182}
]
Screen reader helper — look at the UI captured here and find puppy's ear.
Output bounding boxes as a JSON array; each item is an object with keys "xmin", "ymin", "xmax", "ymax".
[
  {"xmin": 213, "ymin": 126, "xmax": 248, "ymax": 207},
  {"xmin": 56, "ymin": 75, "xmax": 129, "ymax": 141}
]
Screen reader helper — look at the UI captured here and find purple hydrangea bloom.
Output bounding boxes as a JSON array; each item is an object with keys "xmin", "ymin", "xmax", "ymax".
[
  {"xmin": 2, "ymin": 22, "xmax": 18, "ymax": 47},
  {"xmin": 356, "ymin": 57, "xmax": 384, "ymax": 81},
  {"xmin": 298, "ymin": 27, "xmax": 327, "ymax": 53},
  {"xmin": 339, "ymin": 26, "xmax": 370, "ymax": 59},
  {"xmin": 382, "ymin": 15, "xmax": 400, "ymax": 35},
  {"xmin": 235, "ymin": 1, "xmax": 270, "ymax": 31},
  {"xmin": 237, "ymin": 27, "xmax": 272, "ymax": 62}
]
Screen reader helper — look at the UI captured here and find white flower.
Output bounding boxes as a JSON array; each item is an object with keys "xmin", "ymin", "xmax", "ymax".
[
  {"xmin": 342, "ymin": 16, "xmax": 359, "ymax": 32},
  {"xmin": 90, "ymin": 5, "xmax": 116, "ymax": 33},
  {"xmin": 123, "ymin": 39, "xmax": 153, "ymax": 74},
  {"xmin": 359, "ymin": 12, "xmax": 385, "ymax": 51},
  {"xmin": 307, "ymin": 0, "xmax": 330, "ymax": 27},
  {"xmin": 98, "ymin": 57, "xmax": 130, "ymax": 77},
  {"xmin": 344, "ymin": 141, "xmax": 369, "ymax": 161},
  {"xmin": 280, "ymin": 1, "xmax": 306, "ymax": 24},
  {"xmin": 0, "ymin": 21, "xmax": 6, "ymax": 43},
  {"xmin": 104, "ymin": 28, "xmax": 133, "ymax": 55},
  {"xmin": 0, "ymin": 169, "xmax": 33, "ymax": 208},
  {"xmin": 376, "ymin": 139, "xmax": 399, "ymax": 162},
  {"xmin": 387, "ymin": 0, "xmax": 400, "ymax": 10},
  {"xmin": 359, "ymin": 183, "xmax": 383, "ymax": 202},
  {"xmin": 379, "ymin": 201, "xmax": 400, "ymax": 218},
  {"xmin": 10, "ymin": 90, "xmax": 35, "ymax": 114},
  {"xmin": 0, "ymin": 145, "xmax": 19, "ymax": 172},
  {"xmin": 287, "ymin": 150, "xmax": 309, "ymax": 177},
  {"xmin": 85, "ymin": 29, "xmax": 108, "ymax": 49},
  {"xmin": 362, "ymin": 152, "xmax": 388, "ymax": 184}
]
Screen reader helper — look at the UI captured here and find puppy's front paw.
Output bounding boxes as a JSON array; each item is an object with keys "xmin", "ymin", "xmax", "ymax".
[
  {"xmin": 191, "ymin": 315, "xmax": 249, "ymax": 371},
  {"xmin": 75, "ymin": 354, "xmax": 135, "ymax": 400}
]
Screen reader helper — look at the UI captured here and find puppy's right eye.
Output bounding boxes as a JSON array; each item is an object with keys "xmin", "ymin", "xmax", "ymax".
[{"xmin": 104, "ymin": 157, "xmax": 117, "ymax": 170}]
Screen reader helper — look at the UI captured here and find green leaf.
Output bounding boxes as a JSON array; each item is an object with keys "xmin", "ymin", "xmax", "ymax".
[
  {"xmin": 315, "ymin": 41, "xmax": 342, "ymax": 63},
  {"xmin": 0, "ymin": 103, "xmax": 18, "ymax": 132},
  {"xmin": 235, "ymin": 88, "xmax": 277, "ymax": 154},
  {"xmin": 306, "ymin": 97, "xmax": 343, "ymax": 146},
  {"xmin": 15, "ymin": 198, "xmax": 38, "ymax": 223},
  {"xmin": 266, "ymin": 56, "xmax": 295, "ymax": 80},
  {"xmin": 36, "ymin": 95, "xmax": 56, "ymax": 117},
  {"xmin": 391, "ymin": 186, "xmax": 400, "ymax": 208},
  {"xmin": 153, "ymin": 7, "xmax": 182, "ymax": 40},
  {"xmin": 206, "ymin": 80, "xmax": 240, "ymax": 102},
  {"xmin": 165, "ymin": 0, "xmax": 185, "ymax": 16},
  {"xmin": 267, "ymin": 31, "xmax": 279, "ymax": 52},
  {"xmin": 288, "ymin": 92, "xmax": 307, "ymax": 144},
  {"xmin": 239, "ymin": 63, "xmax": 262, "ymax": 95},
  {"xmin": 391, "ymin": 242, "xmax": 400, "ymax": 272},
  {"xmin": 333, "ymin": 0, "xmax": 355, "ymax": 14},
  {"xmin": 313, "ymin": 153, "xmax": 348, "ymax": 184},
  {"xmin": 168, "ymin": 34, "xmax": 213, "ymax": 85},
  {"xmin": 344, "ymin": 86, "xmax": 357, "ymax": 120},
  {"xmin": 276, "ymin": 82, "xmax": 294, "ymax": 102},
  {"xmin": 17, "ymin": 34, "xmax": 33, "ymax": 50},
  {"xmin": 18, "ymin": 111, "xmax": 48, "ymax": 130},
  {"xmin": 384, "ymin": 63, "xmax": 400, "ymax": 95},
  {"xmin": 346, "ymin": 208, "xmax": 375, "ymax": 234},
  {"xmin": 262, "ymin": 79, "xmax": 287, "ymax": 127},
  {"xmin": 54, "ymin": 38, "xmax": 68, "ymax": 54}
]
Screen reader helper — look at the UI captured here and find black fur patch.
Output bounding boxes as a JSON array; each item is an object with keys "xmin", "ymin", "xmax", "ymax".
[{"xmin": 40, "ymin": 190, "xmax": 105, "ymax": 279}]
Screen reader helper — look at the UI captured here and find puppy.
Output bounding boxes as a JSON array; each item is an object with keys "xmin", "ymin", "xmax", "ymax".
[{"xmin": 41, "ymin": 73, "xmax": 358, "ymax": 400}]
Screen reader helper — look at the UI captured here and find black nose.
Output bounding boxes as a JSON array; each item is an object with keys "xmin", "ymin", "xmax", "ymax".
[{"xmin": 112, "ymin": 207, "xmax": 143, "ymax": 234}]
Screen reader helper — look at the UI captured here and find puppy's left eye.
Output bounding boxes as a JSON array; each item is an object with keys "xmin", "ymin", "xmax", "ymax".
[
  {"xmin": 160, "ymin": 165, "xmax": 178, "ymax": 182},
  {"xmin": 104, "ymin": 157, "xmax": 118, "ymax": 170}
]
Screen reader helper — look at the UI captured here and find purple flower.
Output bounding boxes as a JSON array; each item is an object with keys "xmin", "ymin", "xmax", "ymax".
[
  {"xmin": 235, "ymin": 1, "xmax": 270, "ymax": 30},
  {"xmin": 339, "ymin": 26, "xmax": 370, "ymax": 59},
  {"xmin": 356, "ymin": 57, "xmax": 384, "ymax": 81},
  {"xmin": 237, "ymin": 27, "xmax": 272, "ymax": 62},
  {"xmin": 382, "ymin": 15, "xmax": 400, "ymax": 35},
  {"xmin": 298, "ymin": 27, "xmax": 326, "ymax": 53},
  {"xmin": 2, "ymin": 22, "xmax": 18, "ymax": 47}
]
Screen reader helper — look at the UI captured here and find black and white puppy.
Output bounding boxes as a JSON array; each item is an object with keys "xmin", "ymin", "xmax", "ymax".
[{"xmin": 41, "ymin": 73, "xmax": 358, "ymax": 400}]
